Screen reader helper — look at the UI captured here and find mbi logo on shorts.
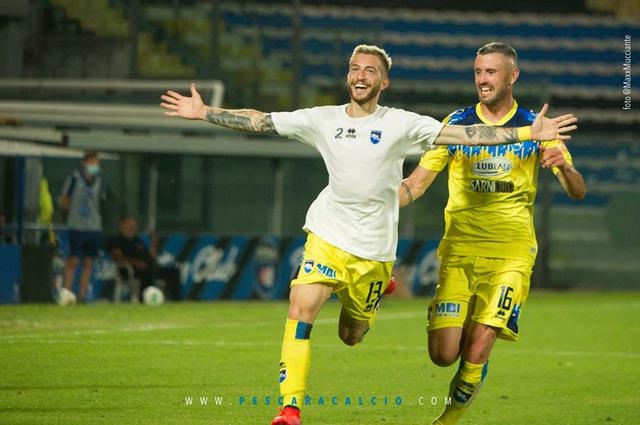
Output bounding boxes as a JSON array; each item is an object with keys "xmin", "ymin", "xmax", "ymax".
[
  {"xmin": 434, "ymin": 302, "xmax": 461, "ymax": 318},
  {"xmin": 316, "ymin": 263, "xmax": 336, "ymax": 279}
]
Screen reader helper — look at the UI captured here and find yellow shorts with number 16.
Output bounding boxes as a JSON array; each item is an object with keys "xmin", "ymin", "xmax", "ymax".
[{"xmin": 427, "ymin": 255, "xmax": 533, "ymax": 341}]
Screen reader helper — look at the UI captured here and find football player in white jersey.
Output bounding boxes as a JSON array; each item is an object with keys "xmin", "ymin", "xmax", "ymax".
[{"xmin": 161, "ymin": 44, "xmax": 576, "ymax": 425}]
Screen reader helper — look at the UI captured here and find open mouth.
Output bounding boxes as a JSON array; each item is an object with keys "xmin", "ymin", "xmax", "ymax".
[{"xmin": 353, "ymin": 83, "xmax": 369, "ymax": 93}]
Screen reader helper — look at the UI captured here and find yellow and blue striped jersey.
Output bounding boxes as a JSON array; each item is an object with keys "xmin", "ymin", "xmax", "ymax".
[{"xmin": 419, "ymin": 101, "xmax": 573, "ymax": 261}]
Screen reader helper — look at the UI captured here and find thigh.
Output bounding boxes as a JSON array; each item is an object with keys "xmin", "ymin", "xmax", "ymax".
[
  {"xmin": 338, "ymin": 257, "xmax": 393, "ymax": 326},
  {"xmin": 427, "ymin": 255, "xmax": 475, "ymax": 334},
  {"xmin": 471, "ymin": 257, "xmax": 533, "ymax": 341},
  {"xmin": 288, "ymin": 283, "xmax": 333, "ymax": 323},
  {"xmin": 68, "ymin": 231, "xmax": 83, "ymax": 257},
  {"xmin": 428, "ymin": 326, "xmax": 464, "ymax": 366},
  {"xmin": 82, "ymin": 231, "xmax": 101, "ymax": 258},
  {"xmin": 291, "ymin": 232, "xmax": 349, "ymax": 291}
]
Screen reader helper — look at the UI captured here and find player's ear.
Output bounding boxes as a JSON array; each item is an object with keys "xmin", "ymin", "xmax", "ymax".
[
  {"xmin": 510, "ymin": 67, "xmax": 520, "ymax": 86},
  {"xmin": 380, "ymin": 78, "xmax": 390, "ymax": 91}
]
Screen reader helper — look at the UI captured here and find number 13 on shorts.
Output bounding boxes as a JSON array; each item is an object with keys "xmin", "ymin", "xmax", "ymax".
[{"xmin": 364, "ymin": 280, "xmax": 383, "ymax": 313}]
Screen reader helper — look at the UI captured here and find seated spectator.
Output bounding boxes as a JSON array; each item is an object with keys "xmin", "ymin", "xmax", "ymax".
[{"xmin": 106, "ymin": 215, "xmax": 180, "ymax": 301}]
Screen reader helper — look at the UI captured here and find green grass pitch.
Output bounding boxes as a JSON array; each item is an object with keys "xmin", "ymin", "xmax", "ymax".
[{"xmin": 0, "ymin": 291, "xmax": 638, "ymax": 424}]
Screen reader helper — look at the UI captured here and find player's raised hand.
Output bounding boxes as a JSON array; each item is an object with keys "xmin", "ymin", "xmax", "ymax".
[
  {"xmin": 161, "ymin": 83, "xmax": 205, "ymax": 120},
  {"xmin": 530, "ymin": 103, "xmax": 578, "ymax": 141}
]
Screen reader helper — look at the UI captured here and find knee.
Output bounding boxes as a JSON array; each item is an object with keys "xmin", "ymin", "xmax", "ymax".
[
  {"xmin": 337, "ymin": 310, "xmax": 369, "ymax": 346},
  {"xmin": 428, "ymin": 346, "xmax": 459, "ymax": 367},
  {"xmin": 287, "ymin": 298, "xmax": 309, "ymax": 321},
  {"xmin": 66, "ymin": 257, "xmax": 79, "ymax": 268},
  {"xmin": 338, "ymin": 328, "xmax": 364, "ymax": 346}
]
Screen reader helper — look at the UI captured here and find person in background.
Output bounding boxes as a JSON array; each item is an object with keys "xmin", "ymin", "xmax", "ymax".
[
  {"xmin": 60, "ymin": 151, "xmax": 105, "ymax": 302},
  {"xmin": 106, "ymin": 215, "xmax": 180, "ymax": 301}
]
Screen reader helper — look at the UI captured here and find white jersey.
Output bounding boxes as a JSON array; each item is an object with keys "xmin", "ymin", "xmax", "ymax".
[{"xmin": 272, "ymin": 105, "xmax": 444, "ymax": 261}]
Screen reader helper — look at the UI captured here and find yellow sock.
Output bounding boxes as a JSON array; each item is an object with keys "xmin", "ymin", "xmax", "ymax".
[
  {"xmin": 433, "ymin": 360, "xmax": 488, "ymax": 425},
  {"xmin": 279, "ymin": 318, "xmax": 313, "ymax": 408}
]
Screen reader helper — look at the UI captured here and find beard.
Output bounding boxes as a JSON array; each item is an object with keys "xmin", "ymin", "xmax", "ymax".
[
  {"xmin": 348, "ymin": 81, "xmax": 381, "ymax": 105},
  {"xmin": 478, "ymin": 85, "xmax": 509, "ymax": 107}
]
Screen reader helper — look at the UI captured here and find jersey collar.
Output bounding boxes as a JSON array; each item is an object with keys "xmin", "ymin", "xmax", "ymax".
[{"xmin": 475, "ymin": 100, "xmax": 518, "ymax": 126}]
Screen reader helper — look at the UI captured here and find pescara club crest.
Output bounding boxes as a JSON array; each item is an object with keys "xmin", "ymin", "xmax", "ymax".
[
  {"xmin": 303, "ymin": 260, "xmax": 314, "ymax": 274},
  {"xmin": 370, "ymin": 130, "xmax": 382, "ymax": 144}
]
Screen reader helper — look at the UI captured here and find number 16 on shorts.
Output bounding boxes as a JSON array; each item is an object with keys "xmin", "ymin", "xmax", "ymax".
[{"xmin": 497, "ymin": 285, "xmax": 514, "ymax": 311}]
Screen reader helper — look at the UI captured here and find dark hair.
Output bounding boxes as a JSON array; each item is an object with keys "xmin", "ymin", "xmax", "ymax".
[
  {"xmin": 118, "ymin": 215, "xmax": 137, "ymax": 224},
  {"xmin": 477, "ymin": 42, "xmax": 518, "ymax": 66},
  {"xmin": 82, "ymin": 151, "xmax": 98, "ymax": 162}
]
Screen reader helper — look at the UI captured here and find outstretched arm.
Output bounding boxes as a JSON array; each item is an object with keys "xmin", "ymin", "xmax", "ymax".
[
  {"xmin": 400, "ymin": 166, "xmax": 440, "ymax": 207},
  {"xmin": 540, "ymin": 143, "xmax": 587, "ymax": 200},
  {"xmin": 435, "ymin": 104, "xmax": 577, "ymax": 146},
  {"xmin": 160, "ymin": 83, "xmax": 278, "ymax": 134}
]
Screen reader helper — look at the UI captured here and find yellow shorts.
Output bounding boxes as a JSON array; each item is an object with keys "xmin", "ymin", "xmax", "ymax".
[
  {"xmin": 427, "ymin": 255, "xmax": 533, "ymax": 341},
  {"xmin": 292, "ymin": 232, "xmax": 394, "ymax": 324}
]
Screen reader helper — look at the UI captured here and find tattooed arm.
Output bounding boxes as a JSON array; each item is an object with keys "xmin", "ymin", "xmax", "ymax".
[
  {"xmin": 434, "ymin": 104, "xmax": 577, "ymax": 146},
  {"xmin": 204, "ymin": 107, "xmax": 277, "ymax": 134},
  {"xmin": 435, "ymin": 125, "xmax": 521, "ymax": 146},
  {"xmin": 160, "ymin": 83, "xmax": 278, "ymax": 135}
]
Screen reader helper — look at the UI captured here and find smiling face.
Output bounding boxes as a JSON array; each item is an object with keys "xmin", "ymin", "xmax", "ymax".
[
  {"xmin": 474, "ymin": 52, "xmax": 518, "ymax": 107},
  {"xmin": 347, "ymin": 53, "xmax": 389, "ymax": 106}
]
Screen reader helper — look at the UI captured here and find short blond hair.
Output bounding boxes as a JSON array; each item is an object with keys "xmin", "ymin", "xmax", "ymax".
[{"xmin": 350, "ymin": 44, "xmax": 392, "ymax": 75}]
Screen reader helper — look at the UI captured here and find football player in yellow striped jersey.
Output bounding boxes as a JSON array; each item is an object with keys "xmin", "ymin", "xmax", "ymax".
[{"xmin": 400, "ymin": 42, "xmax": 586, "ymax": 425}]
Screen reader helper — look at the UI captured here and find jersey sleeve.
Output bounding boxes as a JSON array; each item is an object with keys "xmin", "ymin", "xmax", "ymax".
[
  {"xmin": 404, "ymin": 112, "xmax": 445, "ymax": 155},
  {"xmin": 417, "ymin": 112, "xmax": 457, "ymax": 171},
  {"xmin": 540, "ymin": 140, "xmax": 574, "ymax": 175},
  {"xmin": 418, "ymin": 146, "xmax": 449, "ymax": 171},
  {"xmin": 271, "ymin": 109, "xmax": 317, "ymax": 148}
]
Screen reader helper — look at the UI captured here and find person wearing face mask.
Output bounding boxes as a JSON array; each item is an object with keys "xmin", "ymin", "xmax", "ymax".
[{"xmin": 59, "ymin": 151, "xmax": 106, "ymax": 302}]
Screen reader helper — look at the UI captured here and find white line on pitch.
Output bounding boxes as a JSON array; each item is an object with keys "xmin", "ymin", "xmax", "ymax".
[
  {"xmin": 8, "ymin": 337, "xmax": 640, "ymax": 360},
  {"xmin": 0, "ymin": 311, "xmax": 425, "ymax": 341}
]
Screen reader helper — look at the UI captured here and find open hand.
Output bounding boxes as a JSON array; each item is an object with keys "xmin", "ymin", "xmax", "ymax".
[
  {"xmin": 531, "ymin": 103, "xmax": 578, "ymax": 142},
  {"xmin": 160, "ymin": 83, "xmax": 205, "ymax": 120}
]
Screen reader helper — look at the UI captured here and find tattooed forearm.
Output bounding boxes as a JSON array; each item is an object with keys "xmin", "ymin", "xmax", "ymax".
[
  {"xmin": 436, "ymin": 124, "xmax": 523, "ymax": 146},
  {"xmin": 464, "ymin": 125, "xmax": 518, "ymax": 145},
  {"xmin": 206, "ymin": 109, "xmax": 251, "ymax": 131},
  {"xmin": 205, "ymin": 108, "xmax": 277, "ymax": 134},
  {"xmin": 256, "ymin": 114, "xmax": 277, "ymax": 134}
]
